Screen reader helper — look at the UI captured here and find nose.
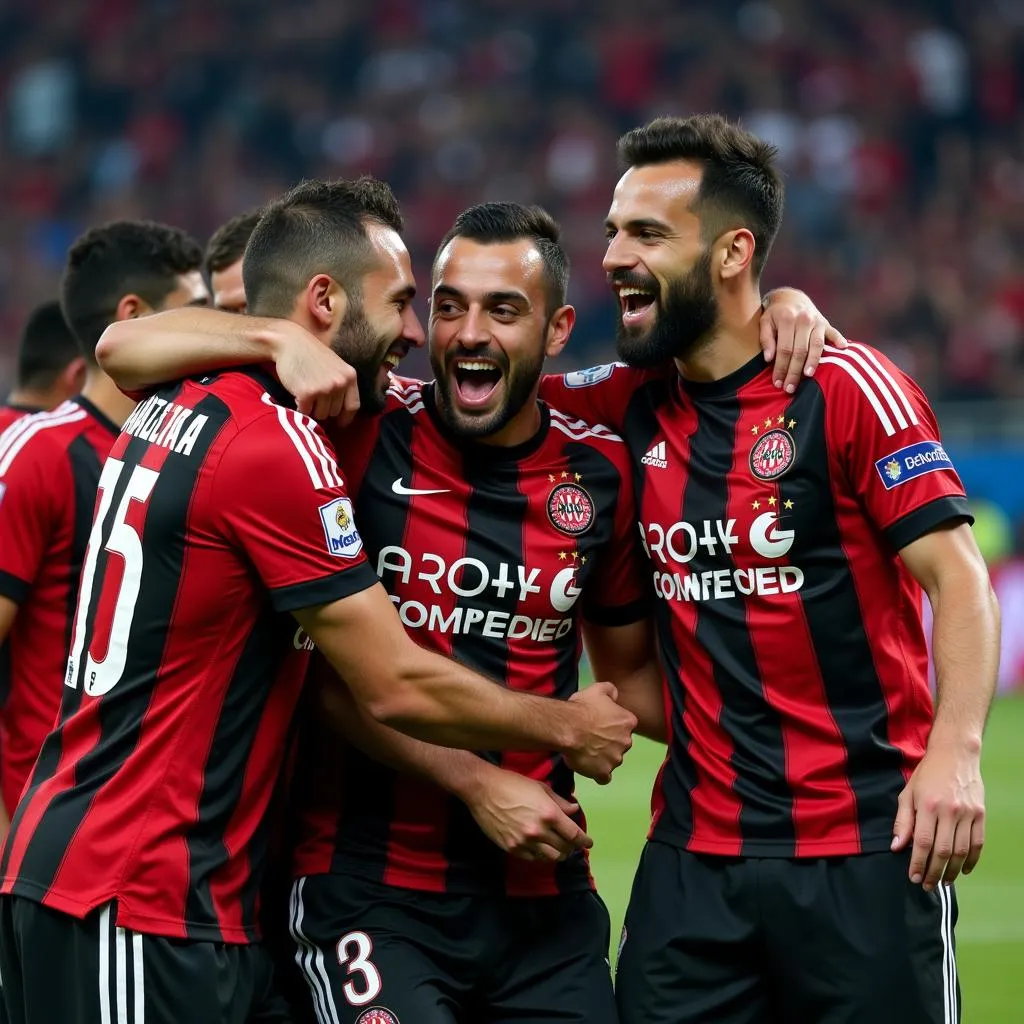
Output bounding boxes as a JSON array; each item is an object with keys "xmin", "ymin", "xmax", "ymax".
[
  {"xmin": 455, "ymin": 307, "xmax": 490, "ymax": 349},
  {"xmin": 602, "ymin": 233, "xmax": 637, "ymax": 276},
  {"xmin": 403, "ymin": 307, "xmax": 425, "ymax": 348}
]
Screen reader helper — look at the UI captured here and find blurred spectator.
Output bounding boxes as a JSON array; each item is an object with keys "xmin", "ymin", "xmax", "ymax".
[{"xmin": 0, "ymin": 0, "xmax": 1021, "ymax": 399}]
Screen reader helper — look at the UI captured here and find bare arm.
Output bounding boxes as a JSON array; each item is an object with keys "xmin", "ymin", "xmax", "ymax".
[
  {"xmin": 95, "ymin": 308, "xmax": 359, "ymax": 421},
  {"xmin": 583, "ymin": 617, "xmax": 667, "ymax": 743},
  {"xmin": 891, "ymin": 521, "xmax": 1000, "ymax": 889},
  {"xmin": 294, "ymin": 583, "xmax": 636, "ymax": 783},
  {"xmin": 319, "ymin": 676, "xmax": 591, "ymax": 861}
]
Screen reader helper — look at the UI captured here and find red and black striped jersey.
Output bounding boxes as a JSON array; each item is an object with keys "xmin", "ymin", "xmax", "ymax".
[
  {"xmin": 290, "ymin": 377, "xmax": 648, "ymax": 896},
  {"xmin": 540, "ymin": 346, "xmax": 973, "ymax": 857},
  {"xmin": 0, "ymin": 403, "xmax": 43, "ymax": 434},
  {"xmin": 0, "ymin": 369, "xmax": 377, "ymax": 942},
  {"xmin": 0, "ymin": 398, "xmax": 120, "ymax": 814}
]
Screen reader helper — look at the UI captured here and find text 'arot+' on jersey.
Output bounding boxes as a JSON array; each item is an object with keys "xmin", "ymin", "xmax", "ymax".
[
  {"xmin": 540, "ymin": 345, "xmax": 973, "ymax": 858},
  {"xmin": 0, "ymin": 369, "xmax": 377, "ymax": 943}
]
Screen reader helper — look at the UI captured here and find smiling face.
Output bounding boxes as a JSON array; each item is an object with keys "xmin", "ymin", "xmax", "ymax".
[
  {"xmin": 332, "ymin": 221, "xmax": 424, "ymax": 413},
  {"xmin": 603, "ymin": 160, "xmax": 720, "ymax": 367},
  {"xmin": 429, "ymin": 236, "xmax": 571, "ymax": 442}
]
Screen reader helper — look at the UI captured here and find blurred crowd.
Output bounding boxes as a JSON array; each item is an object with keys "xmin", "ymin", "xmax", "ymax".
[{"xmin": 0, "ymin": 0, "xmax": 1022, "ymax": 397}]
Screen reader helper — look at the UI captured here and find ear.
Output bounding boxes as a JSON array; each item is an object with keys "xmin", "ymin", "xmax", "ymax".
[
  {"xmin": 544, "ymin": 304, "xmax": 576, "ymax": 359},
  {"xmin": 305, "ymin": 274, "xmax": 347, "ymax": 331},
  {"xmin": 113, "ymin": 293, "xmax": 151, "ymax": 321},
  {"xmin": 61, "ymin": 356, "xmax": 88, "ymax": 395},
  {"xmin": 719, "ymin": 228, "xmax": 756, "ymax": 281}
]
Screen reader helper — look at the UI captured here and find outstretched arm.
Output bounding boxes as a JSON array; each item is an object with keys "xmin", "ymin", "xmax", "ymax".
[
  {"xmin": 96, "ymin": 308, "xmax": 359, "ymax": 421},
  {"xmin": 318, "ymin": 674, "xmax": 592, "ymax": 862}
]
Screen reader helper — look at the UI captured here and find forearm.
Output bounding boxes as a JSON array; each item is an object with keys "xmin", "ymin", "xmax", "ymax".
[
  {"xmin": 928, "ymin": 574, "xmax": 1000, "ymax": 751},
  {"xmin": 95, "ymin": 308, "xmax": 282, "ymax": 390},
  {"xmin": 617, "ymin": 664, "xmax": 668, "ymax": 744},
  {"xmin": 321, "ymin": 680, "xmax": 497, "ymax": 802}
]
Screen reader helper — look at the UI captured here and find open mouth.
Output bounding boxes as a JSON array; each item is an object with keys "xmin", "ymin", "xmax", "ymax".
[
  {"xmin": 618, "ymin": 286, "xmax": 657, "ymax": 324},
  {"xmin": 453, "ymin": 359, "xmax": 503, "ymax": 407},
  {"xmin": 380, "ymin": 347, "xmax": 407, "ymax": 376}
]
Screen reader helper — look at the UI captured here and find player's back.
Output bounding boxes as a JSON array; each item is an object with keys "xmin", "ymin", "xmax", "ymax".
[
  {"xmin": 0, "ymin": 368, "xmax": 376, "ymax": 943},
  {"xmin": 0, "ymin": 398, "xmax": 121, "ymax": 813}
]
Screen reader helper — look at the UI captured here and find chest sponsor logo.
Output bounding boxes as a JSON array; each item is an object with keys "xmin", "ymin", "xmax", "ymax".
[
  {"xmin": 562, "ymin": 363, "xmax": 617, "ymax": 388},
  {"xmin": 749, "ymin": 427, "xmax": 795, "ymax": 481},
  {"xmin": 378, "ymin": 545, "xmax": 582, "ymax": 641},
  {"xmin": 391, "ymin": 477, "xmax": 451, "ymax": 497},
  {"xmin": 319, "ymin": 496, "xmax": 363, "ymax": 558},
  {"xmin": 874, "ymin": 440, "xmax": 954, "ymax": 490},
  {"xmin": 641, "ymin": 512, "xmax": 803, "ymax": 603},
  {"xmin": 548, "ymin": 483, "xmax": 594, "ymax": 536}
]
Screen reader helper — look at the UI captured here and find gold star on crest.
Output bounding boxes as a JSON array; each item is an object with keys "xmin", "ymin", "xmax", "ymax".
[
  {"xmin": 558, "ymin": 551, "xmax": 568, "ymax": 561},
  {"xmin": 783, "ymin": 499, "xmax": 794, "ymax": 510},
  {"xmin": 752, "ymin": 500, "xmax": 761, "ymax": 510},
  {"xmin": 768, "ymin": 496, "xmax": 777, "ymax": 507},
  {"xmin": 776, "ymin": 414, "xmax": 785, "ymax": 425},
  {"xmin": 580, "ymin": 555, "xmax": 587, "ymax": 565},
  {"xmin": 751, "ymin": 424, "xmax": 759, "ymax": 436},
  {"xmin": 788, "ymin": 418, "xmax": 796, "ymax": 429},
  {"xmin": 574, "ymin": 472, "xmax": 582, "ymax": 482},
  {"xmin": 548, "ymin": 473, "xmax": 556, "ymax": 483},
  {"xmin": 560, "ymin": 470, "xmax": 569, "ymax": 480},
  {"xmin": 764, "ymin": 417, "xmax": 773, "ymax": 428}
]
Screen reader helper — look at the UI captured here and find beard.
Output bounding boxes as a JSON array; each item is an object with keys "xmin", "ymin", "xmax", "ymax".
[
  {"xmin": 613, "ymin": 248, "xmax": 719, "ymax": 369},
  {"xmin": 330, "ymin": 299, "xmax": 393, "ymax": 415},
  {"xmin": 430, "ymin": 338, "xmax": 545, "ymax": 441}
]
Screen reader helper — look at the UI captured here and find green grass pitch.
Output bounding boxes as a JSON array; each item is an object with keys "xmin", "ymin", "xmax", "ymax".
[{"xmin": 577, "ymin": 693, "xmax": 1024, "ymax": 1021}]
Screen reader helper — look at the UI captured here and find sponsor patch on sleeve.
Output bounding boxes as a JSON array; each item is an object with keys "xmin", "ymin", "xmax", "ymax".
[
  {"xmin": 563, "ymin": 364, "xmax": 618, "ymax": 388},
  {"xmin": 875, "ymin": 440, "xmax": 955, "ymax": 490},
  {"xmin": 319, "ymin": 497, "xmax": 363, "ymax": 558}
]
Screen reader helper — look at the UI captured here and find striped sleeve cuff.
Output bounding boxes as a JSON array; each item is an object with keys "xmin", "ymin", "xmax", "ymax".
[
  {"xmin": 270, "ymin": 561, "xmax": 379, "ymax": 613},
  {"xmin": 0, "ymin": 570, "xmax": 30, "ymax": 604},
  {"xmin": 885, "ymin": 496, "xmax": 974, "ymax": 553}
]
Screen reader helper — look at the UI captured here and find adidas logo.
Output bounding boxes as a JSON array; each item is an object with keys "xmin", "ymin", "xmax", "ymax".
[{"xmin": 641, "ymin": 440, "xmax": 668, "ymax": 469}]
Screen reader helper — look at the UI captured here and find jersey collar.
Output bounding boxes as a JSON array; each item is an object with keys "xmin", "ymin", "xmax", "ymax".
[
  {"xmin": 676, "ymin": 351, "xmax": 770, "ymax": 400},
  {"xmin": 72, "ymin": 395, "xmax": 121, "ymax": 437}
]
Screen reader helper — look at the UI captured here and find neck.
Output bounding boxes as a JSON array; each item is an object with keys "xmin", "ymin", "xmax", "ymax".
[
  {"xmin": 675, "ymin": 291, "xmax": 764, "ymax": 383},
  {"xmin": 80, "ymin": 367, "xmax": 137, "ymax": 428},
  {"xmin": 475, "ymin": 395, "xmax": 542, "ymax": 448},
  {"xmin": 5, "ymin": 387, "xmax": 51, "ymax": 410}
]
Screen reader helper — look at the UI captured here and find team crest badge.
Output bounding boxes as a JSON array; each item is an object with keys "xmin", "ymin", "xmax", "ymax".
[
  {"xmin": 547, "ymin": 483, "xmax": 594, "ymax": 536},
  {"xmin": 355, "ymin": 1010, "xmax": 399, "ymax": 1024},
  {"xmin": 749, "ymin": 428, "xmax": 795, "ymax": 481}
]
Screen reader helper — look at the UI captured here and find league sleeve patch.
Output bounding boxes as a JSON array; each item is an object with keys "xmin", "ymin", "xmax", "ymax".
[
  {"xmin": 563, "ymin": 364, "xmax": 619, "ymax": 389},
  {"xmin": 319, "ymin": 497, "xmax": 363, "ymax": 558},
  {"xmin": 875, "ymin": 440, "xmax": 955, "ymax": 490}
]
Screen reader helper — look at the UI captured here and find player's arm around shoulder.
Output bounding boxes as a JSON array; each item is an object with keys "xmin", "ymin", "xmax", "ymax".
[{"xmin": 539, "ymin": 361, "xmax": 660, "ymax": 432}]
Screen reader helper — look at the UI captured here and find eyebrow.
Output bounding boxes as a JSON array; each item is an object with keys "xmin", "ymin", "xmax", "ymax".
[
  {"xmin": 433, "ymin": 284, "xmax": 529, "ymax": 306},
  {"xmin": 604, "ymin": 216, "xmax": 673, "ymax": 234},
  {"xmin": 389, "ymin": 283, "xmax": 417, "ymax": 302}
]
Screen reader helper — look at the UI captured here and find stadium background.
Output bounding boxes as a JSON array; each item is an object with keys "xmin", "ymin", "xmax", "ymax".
[{"xmin": 0, "ymin": 0, "xmax": 1020, "ymax": 1017}]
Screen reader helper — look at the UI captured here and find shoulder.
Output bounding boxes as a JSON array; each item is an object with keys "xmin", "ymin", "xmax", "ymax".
[
  {"xmin": 0, "ymin": 402, "xmax": 87, "ymax": 477},
  {"xmin": 384, "ymin": 374, "xmax": 428, "ymax": 415},
  {"xmin": 815, "ymin": 342, "xmax": 927, "ymax": 426},
  {"xmin": 554, "ymin": 361, "xmax": 668, "ymax": 393},
  {"xmin": 547, "ymin": 406, "xmax": 632, "ymax": 476}
]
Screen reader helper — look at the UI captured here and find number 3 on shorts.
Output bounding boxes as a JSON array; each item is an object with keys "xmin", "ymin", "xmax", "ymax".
[{"xmin": 336, "ymin": 930, "xmax": 383, "ymax": 1007}]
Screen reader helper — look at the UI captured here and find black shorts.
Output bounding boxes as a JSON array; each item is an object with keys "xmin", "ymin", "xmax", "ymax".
[
  {"xmin": 615, "ymin": 841, "xmax": 960, "ymax": 1024},
  {"xmin": 0, "ymin": 895, "xmax": 292, "ymax": 1024},
  {"xmin": 288, "ymin": 874, "xmax": 616, "ymax": 1024}
]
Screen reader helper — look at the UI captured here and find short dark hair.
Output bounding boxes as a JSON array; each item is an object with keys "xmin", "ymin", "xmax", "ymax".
[
  {"xmin": 204, "ymin": 208, "xmax": 264, "ymax": 278},
  {"xmin": 617, "ymin": 114, "xmax": 784, "ymax": 278},
  {"xmin": 16, "ymin": 301, "xmax": 81, "ymax": 389},
  {"xmin": 435, "ymin": 203, "xmax": 569, "ymax": 315},
  {"xmin": 60, "ymin": 220, "xmax": 204, "ymax": 359},
  {"xmin": 243, "ymin": 177, "xmax": 404, "ymax": 318}
]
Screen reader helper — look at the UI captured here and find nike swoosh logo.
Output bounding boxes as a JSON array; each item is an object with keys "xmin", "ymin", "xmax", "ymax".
[{"xmin": 391, "ymin": 477, "xmax": 451, "ymax": 497}]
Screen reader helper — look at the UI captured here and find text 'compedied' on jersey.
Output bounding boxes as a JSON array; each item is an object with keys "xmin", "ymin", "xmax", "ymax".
[
  {"xmin": 0, "ymin": 369, "xmax": 378, "ymax": 942},
  {"xmin": 290, "ymin": 378, "xmax": 648, "ymax": 896},
  {"xmin": 540, "ymin": 345, "xmax": 972, "ymax": 857}
]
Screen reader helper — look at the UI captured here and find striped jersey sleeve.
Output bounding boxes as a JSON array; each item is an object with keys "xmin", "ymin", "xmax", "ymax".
[
  {"xmin": 819, "ymin": 343, "xmax": 972, "ymax": 550},
  {"xmin": 212, "ymin": 395, "xmax": 378, "ymax": 611},
  {"xmin": 0, "ymin": 406, "xmax": 81, "ymax": 599}
]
